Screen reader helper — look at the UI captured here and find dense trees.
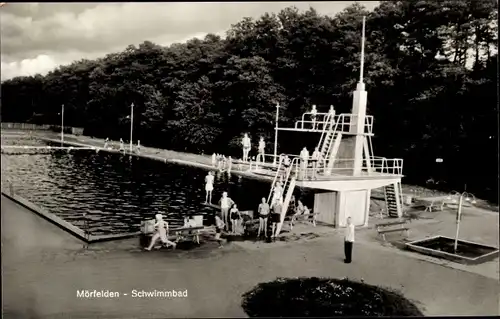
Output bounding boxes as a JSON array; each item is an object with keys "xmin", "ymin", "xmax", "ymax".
[{"xmin": 1, "ymin": 1, "xmax": 498, "ymax": 201}]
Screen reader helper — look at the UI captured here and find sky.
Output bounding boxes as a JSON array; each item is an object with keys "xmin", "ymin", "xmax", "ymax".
[{"xmin": 0, "ymin": 2, "xmax": 379, "ymax": 81}]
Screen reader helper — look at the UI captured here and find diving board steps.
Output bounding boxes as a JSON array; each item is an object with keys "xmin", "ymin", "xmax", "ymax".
[
  {"xmin": 276, "ymin": 176, "xmax": 296, "ymax": 236},
  {"xmin": 384, "ymin": 182, "xmax": 403, "ymax": 218}
]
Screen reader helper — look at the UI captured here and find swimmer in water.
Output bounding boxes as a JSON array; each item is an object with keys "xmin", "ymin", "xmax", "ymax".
[
  {"xmin": 205, "ymin": 171, "xmax": 214, "ymax": 204},
  {"xmin": 145, "ymin": 213, "xmax": 176, "ymax": 251}
]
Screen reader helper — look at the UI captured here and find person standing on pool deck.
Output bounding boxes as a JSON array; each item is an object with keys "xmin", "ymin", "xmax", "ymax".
[
  {"xmin": 214, "ymin": 215, "xmax": 225, "ymax": 248},
  {"xmin": 211, "ymin": 153, "xmax": 217, "ymax": 167},
  {"xmin": 271, "ymin": 201, "xmax": 282, "ymax": 238},
  {"xmin": 257, "ymin": 197, "xmax": 270, "ymax": 238},
  {"xmin": 300, "ymin": 147, "xmax": 309, "ymax": 180},
  {"xmin": 311, "ymin": 147, "xmax": 321, "ymax": 179},
  {"xmin": 145, "ymin": 213, "xmax": 176, "ymax": 251},
  {"xmin": 229, "ymin": 204, "xmax": 241, "ymax": 234},
  {"xmin": 219, "ymin": 192, "xmax": 234, "ymax": 231},
  {"xmin": 310, "ymin": 104, "xmax": 318, "ymax": 129},
  {"xmin": 344, "ymin": 216, "xmax": 355, "ymax": 263},
  {"xmin": 227, "ymin": 156, "xmax": 233, "ymax": 174},
  {"xmin": 137, "ymin": 140, "xmax": 141, "ymax": 154},
  {"xmin": 242, "ymin": 133, "xmax": 251, "ymax": 162},
  {"xmin": 104, "ymin": 137, "xmax": 109, "ymax": 149},
  {"xmin": 205, "ymin": 171, "xmax": 214, "ymax": 204},
  {"xmin": 258, "ymin": 137, "xmax": 265, "ymax": 163}
]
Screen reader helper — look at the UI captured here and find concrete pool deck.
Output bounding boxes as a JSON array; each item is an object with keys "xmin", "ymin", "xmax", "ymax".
[{"xmin": 3, "ymin": 194, "xmax": 499, "ymax": 318}]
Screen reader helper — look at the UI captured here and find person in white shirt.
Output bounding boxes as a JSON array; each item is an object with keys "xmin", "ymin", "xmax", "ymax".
[
  {"xmin": 299, "ymin": 147, "xmax": 309, "ymax": 179},
  {"xmin": 219, "ymin": 192, "xmax": 234, "ymax": 231},
  {"xmin": 104, "ymin": 137, "xmax": 109, "ymax": 149},
  {"xmin": 311, "ymin": 147, "xmax": 321, "ymax": 179},
  {"xmin": 311, "ymin": 105, "xmax": 318, "ymax": 129},
  {"xmin": 272, "ymin": 181, "xmax": 283, "ymax": 207},
  {"xmin": 137, "ymin": 140, "xmax": 141, "ymax": 154},
  {"xmin": 258, "ymin": 137, "xmax": 265, "ymax": 163},
  {"xmin": 119, "ymin": 138, "xmax": 124, "ymax": 152},
  {"xmin": 204, "ymin": 171, "xmax": 214, "ymax": 204},
  {"xmin": 344, "ymin": 216, "xmax": 355, "ymax": 263},
  {"xmin": 242, "ymin": 133, "xmax": 251, "ymax": 162}
]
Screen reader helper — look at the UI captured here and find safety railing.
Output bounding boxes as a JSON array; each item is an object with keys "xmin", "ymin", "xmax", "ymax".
[
  {"xmin": 369, "ymin": 156, "xmax": 404, "ymax": 175},
  {"xmin": 285, "ymin": 156, "xmax": 403, "ymax": 181},
  {"xmin": 293, "ymin": 113, "xmax": 374, "ymax": 135},
  {"xmin": 249, "ymin": 153, "xmax": 302, "ymax": 171}
]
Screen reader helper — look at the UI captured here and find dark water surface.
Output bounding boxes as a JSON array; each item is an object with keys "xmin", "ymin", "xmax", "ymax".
[{"xmin": 1, "ymin": 136, "xmax": 312, "ymax": 235}]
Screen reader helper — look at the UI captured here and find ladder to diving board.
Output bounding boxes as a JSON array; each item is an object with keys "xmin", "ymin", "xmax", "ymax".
[{"xmin": 384, "ymin": 182, "xmax": 403, "ymax": 218}]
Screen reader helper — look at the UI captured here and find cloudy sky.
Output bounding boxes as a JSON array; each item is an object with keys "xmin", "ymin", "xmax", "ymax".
[{"xmin": 0, "ymin": 2, "xmax": 379, "ymax": 81}]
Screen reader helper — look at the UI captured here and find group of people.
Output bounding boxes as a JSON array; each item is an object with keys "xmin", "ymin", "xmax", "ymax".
[
  {"xmin": 241, "ymin": 134, "xmax": 266, "ymax": 163},
  {"xmin": 211, "ymin": 153, "xmax": 233, "ymax": 173},
  {"xmin": 102, "ymin": 138, "xmax": 141, "ymax": 154},
  {"xmin": 298, "ymin": 146, "xmax": 322, "ymax": 180}
]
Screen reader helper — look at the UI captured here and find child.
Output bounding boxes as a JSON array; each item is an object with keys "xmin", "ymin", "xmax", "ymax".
[
  {"xmin": 214, "ymin": 215, "xmax": 225, "ymax": 248},
  {"xmin": 230, "ymin": 204, "xmax": 241, "ymax": 234},
  {"xmin": 204, "ymin": 171, "xmax": 214, "ymax": 204},
  {"xmin": 145, "ymin": 213, "xmax": 176, "ymax": 251}
]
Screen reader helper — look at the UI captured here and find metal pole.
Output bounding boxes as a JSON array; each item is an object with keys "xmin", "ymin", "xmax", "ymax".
[
  {"xmin": 61, "ymin": 104, "xmax": 64, "ymax": 145},
  {"xmin": 130, "ymin": 103, "xmax": 134, "ymax": 153},
  {"xmin": 454, "ymin": 194, "xmax": 463, "ymax": 252},
  {"xmin": 360, "ymin": 16, "xmax": 366, "ymax": 84},
  {"xmin": 273, "ymin": 103, "xmax": 279, "ymax": 166}
]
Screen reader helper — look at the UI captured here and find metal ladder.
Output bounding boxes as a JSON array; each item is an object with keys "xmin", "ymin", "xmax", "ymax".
[
  {"xmin": 316, "ymin": 114, "xmax": 342, "ymax": 171},
  {"xmin": 384, "ymin": 181, "xmax": 403, "ymax": 218}
]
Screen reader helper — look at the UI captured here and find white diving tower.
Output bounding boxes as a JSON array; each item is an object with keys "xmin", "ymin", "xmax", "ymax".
[{"xmin": 248, "ymin": 17, "xmax": 404, "ymax": 235}]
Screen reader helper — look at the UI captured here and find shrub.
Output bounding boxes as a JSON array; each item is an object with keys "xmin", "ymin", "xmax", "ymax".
[{"xmin": 241, "ymin": 277, "xmax": 423, "ymax": 317}]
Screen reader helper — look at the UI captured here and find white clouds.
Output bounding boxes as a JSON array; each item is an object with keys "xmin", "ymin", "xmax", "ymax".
[
  {"xmin": 1, "ymin": 55, "xmax": 57, "ymax": 80},
  {"xmin": 1, "ymin": 2, "xmax": 380, "ymax": 81}
]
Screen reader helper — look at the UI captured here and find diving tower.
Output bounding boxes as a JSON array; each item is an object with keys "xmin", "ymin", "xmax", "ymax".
[{"xmin": 249, "ymin": 16, "xmax": 404, "ymax": 235}]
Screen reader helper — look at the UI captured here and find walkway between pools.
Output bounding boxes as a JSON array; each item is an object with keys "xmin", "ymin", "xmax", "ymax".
[
  {"xmin": 38, "ymin": 133, "xmax": 275, "ymax": 184},
  {"xmin": 2, "ymin": 194, "xmax": 499, "ymax": 318}
]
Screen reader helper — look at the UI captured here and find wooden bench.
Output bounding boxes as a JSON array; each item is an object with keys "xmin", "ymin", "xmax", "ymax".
[
  {"xmin": 375, "ymin": 219, "xmax": 410, "ymax": 241},
  {"xmin": 288, "ymin": 212, "xmax": 318, "ymax": 229},
  {"xmin": 171, "ymin": 226, "xmax": 205, "ymax": 244}
]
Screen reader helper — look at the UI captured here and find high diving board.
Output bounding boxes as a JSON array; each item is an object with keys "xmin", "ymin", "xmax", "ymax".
[{"xmin": 276, "ymin": 127, "xmax": 374, "ymax": 136}]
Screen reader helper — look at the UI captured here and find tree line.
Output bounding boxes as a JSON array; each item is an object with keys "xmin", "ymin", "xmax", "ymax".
[{"xmin": 1, "ymin": 1, "xmax": 498, "ymax": 202}]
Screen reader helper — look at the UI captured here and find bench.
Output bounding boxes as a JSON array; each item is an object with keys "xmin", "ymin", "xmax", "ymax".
[
  {"xmin": 288, "ymin": 212, "xmax": 318, "ymax": 229},
  {"xmin": 375, "ymin": 220, "xmax": 410, "ymax": 241},
  {"xmin": 171, "ymin": 226, "xmax": 205, "ymax": 244}
]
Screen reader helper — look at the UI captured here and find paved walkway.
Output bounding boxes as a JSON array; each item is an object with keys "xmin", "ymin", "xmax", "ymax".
[{"xmin": 2, "ymin": 195, "xmax": 499, "ymax": 318}]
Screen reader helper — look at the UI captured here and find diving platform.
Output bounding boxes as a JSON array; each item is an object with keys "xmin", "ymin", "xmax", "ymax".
[{"xmin": 245, "ymin": 16, "xmax": 404, "ymax": 235}]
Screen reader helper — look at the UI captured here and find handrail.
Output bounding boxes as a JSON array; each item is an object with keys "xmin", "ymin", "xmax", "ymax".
[
  {"xmin": 318, "ymin": 115, "xmax": 342, "ymax": 170},
  {"xmin": 316, "ymin": 112, "xmax": 335, "ymax": 156},
  {"xmin": 299, "ymin": 112, "xmax": 329, "ymax": 129},
  {"xmin": 266, "ymin": 155, "xmax": 285, "ymax": 204}
]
